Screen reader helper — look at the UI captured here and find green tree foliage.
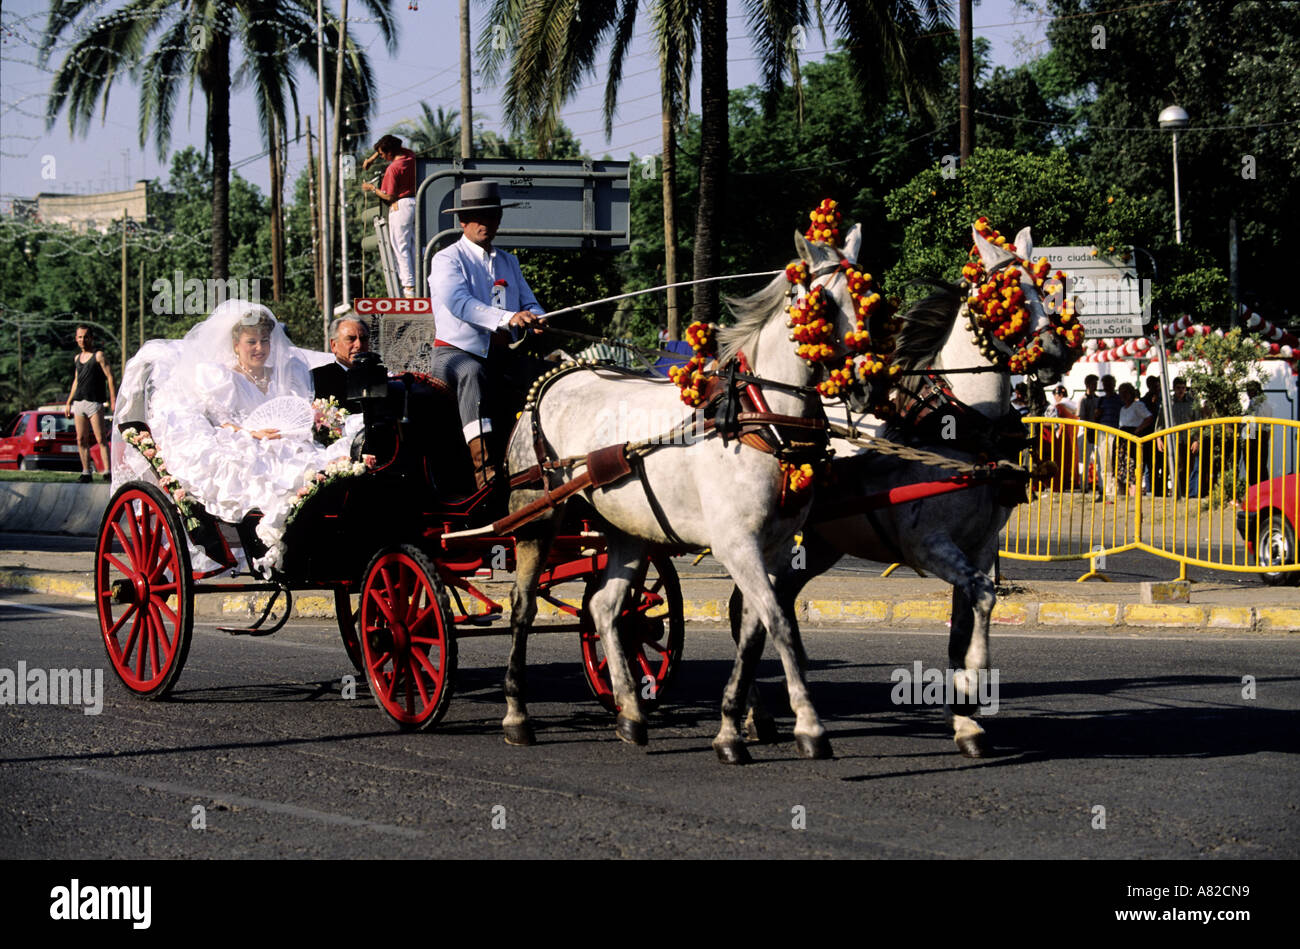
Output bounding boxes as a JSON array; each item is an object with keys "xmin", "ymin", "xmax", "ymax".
[
  {"xmin": 884, "ymin": 145, "xmax": 1232, "ymax": 323},
  {"xmin": 1040, "ymin": 0, "xmax": 1300, "ymax": 320},
  {"xmin": 41, "ymin": 0, "xmax": 396, "ymax": 280},
  {"xmin": 1173, "ymin": 328, "xmax": 1266, "ymax": 419}
]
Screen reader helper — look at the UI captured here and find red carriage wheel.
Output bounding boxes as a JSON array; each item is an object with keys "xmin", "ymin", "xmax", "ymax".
[
  {"xmin": 580, "ymin": 552, "xmax": 684, "ymax": 712},
  {"xmin": 358, "ymin": 545, "xmax": 457, "ymax": 730},
  {"xmin": 334, "ymin": 587, "xmax": 364, "ymax": 672},
  {"xmin": 95, "ymin": 482, "xmax": 194, "ymax": 699}
]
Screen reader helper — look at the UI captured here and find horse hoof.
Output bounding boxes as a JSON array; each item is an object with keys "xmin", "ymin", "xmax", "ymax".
[
  {"xmin": 745, "ymin": 717, "xmax": 779, "ymax": 744},
  {"xmin": 795, "ymin": 733, "xmax": 833, "ymax": 760},
  {"xmin": 503, "ymin": 722, "xmax": 536, "ymax": 746},
  {"xmin": 615, "ymin": 717, "xmax": 648, "ymax": 746},
  {"xmin": 714, "ymin": 741, "xmax": 753, "ymax": 765},
  {"xmin": 955, "ymin": 733, "xmax": 992, "ymax": 758}
]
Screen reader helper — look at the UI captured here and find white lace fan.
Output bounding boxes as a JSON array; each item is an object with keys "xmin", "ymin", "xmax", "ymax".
[{"xmin": 242, "ymin": 396, "xmax": 316, "ymax": 437}]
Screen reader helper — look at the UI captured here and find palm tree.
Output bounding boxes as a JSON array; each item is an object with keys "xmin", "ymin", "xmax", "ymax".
[
  {"xmin": 41, "ymin": 0, "xmax": 397, "ymax": 281},
  {"xmin": 392, "ymin": 103, "xmax": 463, "ymax": 158},
  {"xmin": 483, "ymin": 0, "xmax": 952, "ymax": 325},
  {"xmin": 481, "ymin": 0, "xmax": 693, "ymax": 336}
]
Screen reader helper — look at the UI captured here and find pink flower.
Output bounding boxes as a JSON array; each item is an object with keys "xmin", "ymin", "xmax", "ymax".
[
  {"xmin": 296, "ymin": 486, "xmax": 311, "ymax": 498},
  {"xmin": 174, "ymin": 489, "xmax": 188, "ymax": 501},
  {"xmin": 314, "ymin": 472, "xmax": 327, "ymax": 482},
  {"xmin": 143, "ymin": 448, "xmax": 156, "ymax": 459}
]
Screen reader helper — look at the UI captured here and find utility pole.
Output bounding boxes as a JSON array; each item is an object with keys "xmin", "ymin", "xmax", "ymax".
[
  {"xmin": 329, "ymin": 0, "xmax": 349, "ymax": 247},
  {"xmin": 307, "ymin": 118, "xmax": 321, "ymax": 305},
  {"xmin": 120, "ymin": 208, "xmax": 128, "ymax": 374},
  {"xmin": 316, "ymin": 0, "xmax": 333, "ymax": 347},
  {"xmin": 959, "ymin": 0, "xmax": 974, "ymax": 162},
  {"xmin": 460, "ymin": 0, "xmax": 472, "ymax": 159}
]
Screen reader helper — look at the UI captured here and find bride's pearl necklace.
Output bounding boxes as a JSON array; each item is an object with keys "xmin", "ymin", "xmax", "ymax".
[{"xmin": 237, "ymin": 361, "xmax": 270, "ymax": 392}]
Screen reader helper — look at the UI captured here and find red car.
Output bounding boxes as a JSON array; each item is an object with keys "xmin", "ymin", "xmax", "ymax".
[
  {"xmin": 0, "ymin": 406, "xmax": 106, "ymax": 472},
  {"xmin": 1238, "ymin": 474, "xmax": 1300, "ymax": 585}
]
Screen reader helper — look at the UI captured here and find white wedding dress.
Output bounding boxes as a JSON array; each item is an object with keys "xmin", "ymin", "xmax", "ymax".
[{"xmin": 114, "ymin": 300, "xmax": 363, "ymax": 574}]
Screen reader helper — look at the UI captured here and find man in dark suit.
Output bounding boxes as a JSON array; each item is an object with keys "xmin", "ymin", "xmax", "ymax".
[{"xmin": 312, "ymin": 315, "xmax": 371, "ymax": 412}]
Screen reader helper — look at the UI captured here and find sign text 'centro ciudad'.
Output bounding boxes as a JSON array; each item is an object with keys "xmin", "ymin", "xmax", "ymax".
[{"xmin": 1037, "ymin": 246, "xmax": 1148, "ymax": 338}]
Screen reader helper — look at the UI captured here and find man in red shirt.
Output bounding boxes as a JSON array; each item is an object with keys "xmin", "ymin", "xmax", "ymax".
[{"xmin": 362, "ymin": 134, "xmax": 417, "ymax": 297}]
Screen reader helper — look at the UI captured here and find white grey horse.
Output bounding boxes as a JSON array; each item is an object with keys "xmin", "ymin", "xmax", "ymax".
[
  {"xmin": 730, "ymin": 225, "xmax": 1083, "ymax": 759},
  {"xmin": 501, "ymin": 225, "xmax": 869, "ymax": 762}
]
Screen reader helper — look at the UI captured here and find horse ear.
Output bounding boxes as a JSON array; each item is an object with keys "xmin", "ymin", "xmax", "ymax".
[
  {"xmin": 794, "ymin": 230, "xmax": 814, "ymax": 264},
  {"xmin": 794, "ymin": 229, "xmax": 840, "ymax": 270},
  {"xmin": 1014, "ymin": 227, "xmax": 1034, "ymax": 261},
  {"xmin": 972, "ymin": 225, "xmax": 1016, "ymax": 270},
  {"xmin": 842, "ymin": 223, "xmax": 862, "ymax": 265}
]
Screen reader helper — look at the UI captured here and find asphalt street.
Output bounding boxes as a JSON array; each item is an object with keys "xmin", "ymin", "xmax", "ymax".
[{"xmin": 2, "ymin": 589, "xmax": 1296, "ymax": 861}]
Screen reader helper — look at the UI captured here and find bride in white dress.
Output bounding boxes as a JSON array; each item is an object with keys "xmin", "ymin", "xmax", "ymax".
[{"xmin": 119, "ymin": 299, "xmax": 362, "ymax": 572}]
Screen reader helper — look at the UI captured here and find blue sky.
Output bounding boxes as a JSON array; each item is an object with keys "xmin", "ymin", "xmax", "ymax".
[{"xmin": 0, "ymin": 0, "xmax": 1050, "ymax": 205}]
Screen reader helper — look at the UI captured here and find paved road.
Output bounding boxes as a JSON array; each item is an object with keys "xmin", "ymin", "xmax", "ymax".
[{"xmin": 2, "ymin": 589, "xmax": 1296, "ymax": 860}]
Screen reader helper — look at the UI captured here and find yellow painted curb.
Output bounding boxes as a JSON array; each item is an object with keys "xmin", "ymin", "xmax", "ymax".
[
  {"xmin": 1206, "ymin": 607, "xmax": 1253, "ymax": 629},
  {"xmin": 682, "ymin": 599, "xmax": 726, "ymax": 621},
  {"xmin": 294, "ymin": 595, "xmax": 335, "ymax": 618},
  {"xmin": 0, "ymin": 569, "xmax": 94, "ymax": 601},
  {"xmin": 1255, "ymin": 607, "xmax": 1300, "ymax": 630},
  {"xmin": 805, "ymin": 599, "xmax": 888, "ymax": 623},
  {"xmin": 1039, "ymin": 602, "xmax": 1119, "ymax": 626},
  {"xmin": 1122, "ymin": 604, "xmax": 1206, "ymax": 627},
  {"xmin": 892, "ymin": 600, "xmax": 950, "ymax": 623},
  {"xmin": 991, "ymin": 603, "xmax": 1030, "ymax": 625}
]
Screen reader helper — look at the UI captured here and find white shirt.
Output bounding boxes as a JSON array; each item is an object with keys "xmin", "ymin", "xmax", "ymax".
[
  {"xmin": 1244, "ymin": 393, "xmax": 1270, "ymax": 438},
  {"xmin": 1118, "ymin": 400, "xmax": 1152, "ymax": 430},
  {"xmin": 429, "ymin": 235, "xmax": 544, "ymax": 357}
]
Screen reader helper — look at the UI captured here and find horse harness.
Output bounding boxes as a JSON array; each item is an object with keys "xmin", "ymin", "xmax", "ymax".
[
  {"xmin": 500, "ymin": 357, "xmax": 832, "ymax": 545},
  {"xmin": 891, "ymin": 369, "xmax": 1031, "ymax": 466}
]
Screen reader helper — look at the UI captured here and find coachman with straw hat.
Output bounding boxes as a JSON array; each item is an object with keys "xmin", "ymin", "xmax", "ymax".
[{"xmin": 429, "ymin": 180, "xmax": 545, "ymax": 491}]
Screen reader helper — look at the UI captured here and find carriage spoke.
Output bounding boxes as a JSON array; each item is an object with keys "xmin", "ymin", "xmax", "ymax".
[
  {"xmin": 369, "ymin": 650, "xmax": 392, "ymax": 678},
  {"xmin": 401, "ymin": 569, "xmax": 423, "ymax": 627},
  {"xmin": 148, "ymin": 602, "xmax": 174, "ymax": 662},
  {"xmin": 139, "ymin": 513, "xmax": 159, "ymax": 578},
  {"xmin": 381, "ymin": 565, "xmax": 402, "ymax": 617},
  {"xmin": 368, "ymin": 592, "xmax": 400, "ymax": 629},
  {"xmin": 104, "ymin": 552, "xmax": 135, "ymax": 578},
  {"xmin": 132, "ymin": 610, "xmax": 149, "ymax": 679},
  {"xmin": 412, "ymin": 645, "xmax": 442, "ymax": 685},
  {"xmin": 125, "ymin": 503, "xmax": 144, "ymax": 569},
  {"xmin": 386, "ymin": 662, "xmax": 401, "ymax": 705},
  {"xmin": 147, "ymin": 613, "xmax": 162, "ymax": 678},
  {"xmin": 635, "ymin": 650, "xmax": 655, "ymax": 681},
  {"xmin": 149, "ymin": 543, "xmax": 174, "ymax": 584},
  {"xmin": 104, "ymin": 543, "xmax": 136, "ymax": 572},
  {"xmin": 106, "ymin": 603, "xmax": 137, "ymax": 640},
  {"xmin": 407, "ymin": 600, "xmax": 440, "ymax": 636},
  {"xmin": 410, "ymin": 656, "xmax": 431, "ymax": 706},
  {"xmin": 154, "ymin": 595, "xmax": 178, "ymax": 627},
  {"xmin": 404, "ymin": 664, "xmax": 417, "ymax": 713},
  {"xmin": 109, "ymin": 521, "xmax": 138, "ymax": 569}
]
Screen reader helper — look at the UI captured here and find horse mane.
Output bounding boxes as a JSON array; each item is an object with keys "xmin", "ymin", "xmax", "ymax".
[
  {"xmin": 716, "ymin": 270, "xmax": 793, "ymax": 366},
  {"xmin": 892, "ymin": 281, "xmax": 964, "ymax": 373}
]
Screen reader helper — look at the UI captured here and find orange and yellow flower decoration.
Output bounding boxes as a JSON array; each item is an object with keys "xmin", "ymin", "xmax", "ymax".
[
  {"xmin": 787, "ymin": 202, "xmax": 900, "ymax": 401},
  {"xmin": 963, "ymin": 217, "xmax": 1084, "ymax": 373},
  {"xmin": 667, "ymin": 320, "xmax": 717, "ymax": 407}
]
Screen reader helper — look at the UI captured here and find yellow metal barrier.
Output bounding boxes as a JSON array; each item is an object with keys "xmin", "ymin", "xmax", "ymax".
[{"xmin": 1002, "ymin": 416, "xmax": 1300, "ymax": 580}]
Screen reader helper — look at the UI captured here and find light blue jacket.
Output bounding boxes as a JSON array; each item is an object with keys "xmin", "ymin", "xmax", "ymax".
[{"xmin": 430, "ymin": 235, "xmax": 544, "ymax": 357}]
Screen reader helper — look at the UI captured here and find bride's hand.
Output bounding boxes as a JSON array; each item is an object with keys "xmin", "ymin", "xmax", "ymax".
[{"xmin": 249, "ymin": 428, "xmax": 281, "ymax": 441}]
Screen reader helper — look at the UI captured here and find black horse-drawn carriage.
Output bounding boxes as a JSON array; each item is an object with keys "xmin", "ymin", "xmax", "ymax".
[{"xmin": 95, "ymin": 350, "xmax": 684, "ymax": 730}]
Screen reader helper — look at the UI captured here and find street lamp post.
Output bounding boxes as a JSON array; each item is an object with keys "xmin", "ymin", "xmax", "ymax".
[{"xmin": 1158, "ymin": 105, "xmax": 1189, "ymax": 245}]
